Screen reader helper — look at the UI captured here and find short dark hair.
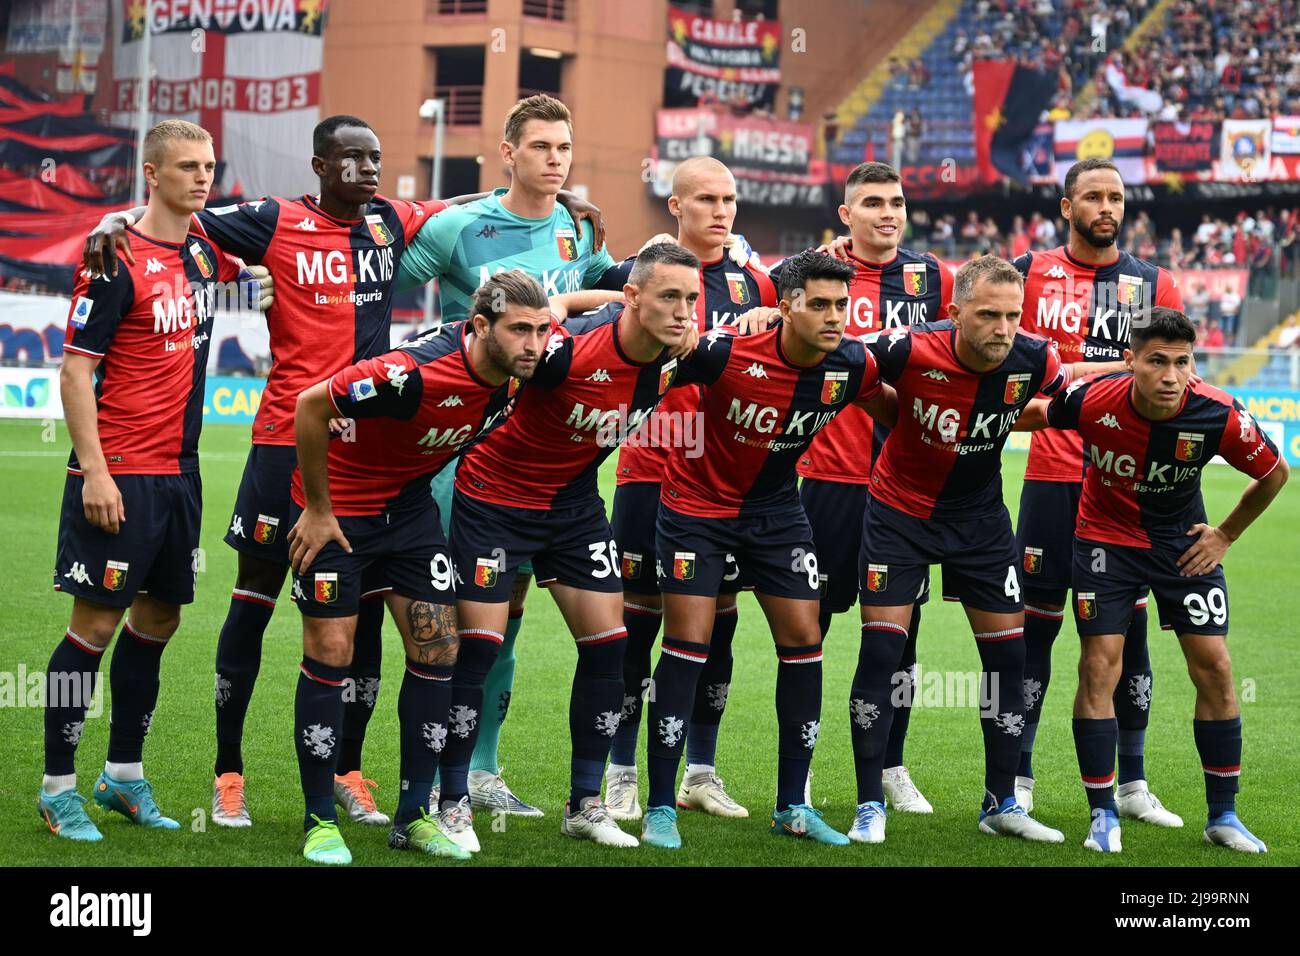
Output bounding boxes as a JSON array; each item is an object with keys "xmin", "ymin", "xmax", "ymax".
[
  {"xmin": 1130, "ymin": 306, "xmax": 1196, "ymax": 351},
  {"xmin": 313, "ymin": 114, "xmax": 373, "ymax": 157},
  {"xmin": 470, "ymin": 269, "xmax": 549, "ymax": 323},
  {"xmin": 777, "ymin": 250, "xmax": 854, "ymax": 300},
  {"xmin": 844, "ymin": 161, "xmax": 901, "ymax": 204},
  {"xmin": 1063, "ymin": 157, "xmax": 1122, "ymax": 200},
  {"xmin": 628, "ymin": 242, "xmax": 701, "ymax": 286}
]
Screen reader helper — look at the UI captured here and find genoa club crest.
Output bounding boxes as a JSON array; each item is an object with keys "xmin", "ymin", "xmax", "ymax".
[
  {"xmin": 658, "ymin": 358, "xmax": 678, "ymax": 395},
  {"xmin": 188, "ymin": 242, "xmax": 214, "ymax": 279},
  {"xmin": 253, "ymin": 514, "xmax": 280, "ymax": 545},
  {"xmin": 475, "ymin": 558, "xmax": 499, "ymax": 589},
  {"xmin": 103, "ymin": 560, "xmax": 129, "ymax": 591},
  {"xmin": 821, "ymin": 370, "xmax": 849, "ymax": 405},
  {"xmin": 903, "ymin": 262, "xmax": 927, "ymax": 297},
  {"xmin": 725, "ymin": 272, "xmax": 750, "ymax": 305},
  {"xmin": 365, "ymin": 214, "xmax": 393, "ymax": 247},
  {"xmin": 507, "ymin": 376, "xmax": 522, "ymax": 398},
  {"xmin": 865, "ymin": 563, "xmax": 888, "ymax": 592},
  {"xmin": 555, "ymin": 228, "xmax": 577, "ymax": 262},
  {"xmin": 673, "ymin": 551, "xmax": 695, "ymax": 581},
  {"xmin": 1117, "ymin": 274, "xmax": 1143, "ymax": 308},
  {"xmin": 1076, "ymin": 592, "xmax": 1097, "ymax": 621},
  {"xmin": 314, "ymin": 572, "xmax": 338, "ymax": 604},
  {"xmin": 1003, "ymin": 372, "xmax": 1032, "ymax": 405},
  {"xmin": 621, "ymin": 551, "xmax": 643, "ymax": 580},
  {"xmin": 1023, "ymin": 547, "xmax": 1043, "ymax": 575},
  {"xmin": 1174, "ymin": 431, "xmax": 1204, "ymax": 462}
]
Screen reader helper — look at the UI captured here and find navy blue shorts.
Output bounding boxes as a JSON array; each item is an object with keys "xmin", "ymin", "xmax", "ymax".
[
  {"xmin": 224, "ymin": 443, "xmax": 296, "ymax": 565},
  {"xmin": 802, "ymin": 478, "xmax": 930, "ymax": 614},
  {"xmin": 1015, "ymin": 479, "xmax": 1082, "ymax": 595},
  {"xmin": 613, "ymin": 482, "xmax": 741, "ymax": 596},
  {"xmin": 656, "ymin": 503, "xmax": 818, "ymax": 601},
  {"xmin": 54, "ymin": 472, "xmax": 202, "ymax": 608},
  {"xmin": 860, "ymin": 495, "xmax": 1022, "ymax": 614},
  {"xmin": 450, "ymin": 489, "xmax": 622, "ymax": 603},
  {"xmin": 1072, "ymin": 537, "xmax": 1229, "ymax": 637},
  {"xmin": 431, "ymin": 460, "xmax": 533, "ymax": 578},
  {"xmin": 290, "ymin": 500, "xmax": 455, "ymax": 618}
]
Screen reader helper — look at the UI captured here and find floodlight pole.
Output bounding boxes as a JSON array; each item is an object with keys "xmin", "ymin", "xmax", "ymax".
[
  {"xmin": 132, "ymin": 16, "xmax": 152, "ymax": 206},
  {"xmin": 421, "ymin": 98, "xmax": 446, "ymax": 329}
]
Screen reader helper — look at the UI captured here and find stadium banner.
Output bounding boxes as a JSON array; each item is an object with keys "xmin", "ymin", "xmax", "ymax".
[
  {"xmin": 109, "ymin": 0, "xmax": 328, "ymax": 198},
  {"xmin": 972, "ymin": 60, "xmax": 1056, "ymax": 185},
  {"xmin": 0, "ymin": 365, "xmax": 62, "ymax": 419},
  {"xmin": 1226, "ymin": 389, "xmax": 1300, "ymax": 465},
  {"xmin": 203, "ymin": 374, "xmax": 263, "ymax": 425},
  {"xmin": 1271, "ymin": 115, "xmax": 1300, "ymax": 155},
  {"xmin": 5, "ymin": 0, "xmax": 107, "ymax": 54},
  {"xmin": 0, "ymin": 290, "xmax": 69, "ymax": 364},
  {"xmin": 664, "ymin": 6, "xmax": 780, "ymax": 110},
  {"xmin": 1172, "ymin": 268, "xmax": 1247, "ymax": 302},
  {"xmin": 1220, "ymin": 119, "xmax": 1272, "ymax": 181},
  {"xmin": 1149, "ymin": 120, "xmax": 1217, "ymax": 174},
  {"xmin": 1053, "ymin": 119, "xmax": 1147, "ymax": 186}
]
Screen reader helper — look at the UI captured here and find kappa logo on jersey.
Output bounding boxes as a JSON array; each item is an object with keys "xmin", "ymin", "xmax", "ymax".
[
  {"xmin": 1096, "ymin": 413, "xmax": 1122, "ymax": 429},
  {"xmin": 586, "ymin": 369, "xmax": 612, "ymax": 383},
  {"xmin": 673, "ymin": 551, "xmax": 695, "ymax": 581},
  {"xmin": 1077, "ymin": 592, "xmax": 1098, "ymax": 621},
  {"xmin": 188, "ymin": 241, "xmax": 214, "ymax": 279},
  {"xmin": 621, "ymin": 551, "xmax": 643, "ymax": 580},
  {"xmin": 348, "ymin": 377, "xmax": 377, "ymax": 403},
  {"xmin": 103, "ymin": 560, "xmax": 129, "ymax": 592},
  {"xmin": 365, "ymin": 214, "xmax": 393, "ymax": 247},
  {"xmin": 555, "ymin": 227, "xmax": 577, "ymax": 262},
  {"xmin": 865, "ymin": 563, "xmax": 888, "ymax": 591},
  {"xmin": 253, "ymin": 514, "xmax": 279, "ymax": 545},
  {"xmin": 659, "ymin": 358, "xmax": 678, "ymax": 395},
  {"xmin": 474, "ymin": 557, "xmax": 499, "ymax": 588},
  {"xmin": 544, "ymin": 333, "xmax": 565, "ymax": 361},
  {"xmin": 1045, "ymin": 264, "xmax": 1070, "ymax": 279},
  {"xmin": 743, "ymin": 362, "xmax": 769, "ymax": 379},
  {"xmin": 439, "ymin": 395, "xmax": 464, "ymax": 407},
  {"xmin": 821, "ymin": 370, "xmax": 848, "ymax": 405},
  {"xmin": 144, "ymin": 258, "xmax": 165, "ymax": 276},
  {"xmin": 1003, "ymin": 372, "xmax": 1032, "ymax": 405},
  {"xmin": 725, "ymin": 272, "xmax": 750, "ymax": 305},
  {"xmin": 384, "ymin": 362, "xmax": 408, "ymax": 395},
  {"xmin": 70, "ymin": 296, "xmax": 93, "ymax": 329},
  {"xmin": 922, "ymin": 369, "xmax": 950, "ymax": 381},
  {"xmin": 1117, "ymin": 273, "xmax": 1143, "ymax": 307},
  {"xmin": 63, "ymin": 561, "xmax": 91, "ymax": 585},
  {"xmin": 1023, "ymin": 547, "xmax": 1043, "ymax": 575},
  {"xmin": 294, "ymin": 218, "xmax": 318, "ymax": 231},
  {"xmin": 1175, "ymin": 431, "xmax": 1204, "ymax": 462},
  {"xmin": 903, "ymin": 261, "xmax": 927, "ymax": 296},
  {"xmin": 1237, "ymin": 407, "xmax": 1258, "ymax": 443},
  {"xmin": 314, "ymin": 572, "xmax": 339, "ymax": 604}
]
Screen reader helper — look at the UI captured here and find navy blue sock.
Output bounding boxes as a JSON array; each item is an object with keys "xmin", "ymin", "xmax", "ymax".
[
  {"xmin": 396, "ymin": 658, "xmax": 453, "ymax": 826},
  {"xmin": 43, "ymin": 631, "xmax": 104, "ymax": 777},
  {"xmin": 439, "ymin": 628, "xmax": 502, "ymax": 805},
  {"xmin": 851, "ymin": 621, "xmax": 907, "ymax": 804},
  {"xmin": 106, "ymin": 622, "xmax": 169, "ymax": 765},
  {"xmin": 1019, "ymin": 596, "xmax": 1065, "ymax": 778},
  {"xmin": 645, "ymin": 637, "xmax": 708, "ymax": 809},
  {"xmin": 975, "ymin": 625, "xmax": 1026, "ymax": 810},
  {"xmin": 295, "ymin": 656, "xmax": 349, "ymax": 830},
  {"xmin": 687, "ymin": 605, "xmax": 737, "ymax": 767},
  {"xmin": 214, "ymin": 589, "xmax": 276, "ymax": 775},
  {"xmin": 775, "ymin": 642, "xmax": 823, "ymax": 812},
  {"xmin": 1073, "ymin": 717, "xmax": 1119, "ymax": 812},
  {"xmin": 883, "ymin": 605, "xmax": 921, "ymax": 769},
  {"xmin": 1115, "ymin": 601, "xmax": 1151, "ymax": 785},
  {"xmin": 338, "ymin": 597, "xmax": 383, "ymax": 776},
  {"xmin": 609, "ymin": 602, "xmax": 660, "ymax": 767},
  {"xmin": 1194, "ymin": 717, "xmax": 1242, "ymax": 818},
  {"xmin": 569, "ymin": 630, "xmax": 627, "ymax": 808}
]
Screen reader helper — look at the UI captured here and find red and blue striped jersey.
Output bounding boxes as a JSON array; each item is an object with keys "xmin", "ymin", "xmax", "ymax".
[
  {"xmin": 1046, "ymin": 373, "xmax": 1281, "ymax": 549},
  {"xmin": 866, "ymin": 321, "xmax": 1070, "ymax": 520},
  {"xmin": 63, "ymin": 226, "xmax": 239, "ymax": 475},
  {"xmin": 455, "ymin": 303, "xmax": 682, "ymax": 510},
  {"xmin": 290, "ymin": 323, "xmax": 512, "ymax": 516},
  {"xmin": 660, "ymin": 326, "xmax": 882, "ymax": 518},
  {"xmin": 1016, "ymin": 246, "xmax": 1182, "ymax": 482}
]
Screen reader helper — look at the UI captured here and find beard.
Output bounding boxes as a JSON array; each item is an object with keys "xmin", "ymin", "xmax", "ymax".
[
  {"xmin": 1073, "ymin": 212, "xmax": 1119, "ymax": 249},
  {"xmin": 484, "ymin": 326, "xmax": 534, "ymax": 380}
]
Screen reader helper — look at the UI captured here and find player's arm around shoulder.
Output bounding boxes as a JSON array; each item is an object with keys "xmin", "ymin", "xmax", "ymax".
[{"xmin": 397, "ymin": 201, "xmax": 473, "ymax": 291}]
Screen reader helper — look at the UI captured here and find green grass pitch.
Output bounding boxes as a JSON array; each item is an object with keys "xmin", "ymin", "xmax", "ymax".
[{"xmin": 1, "ymin": 418, "xmax": 1296, "ymax": 867}]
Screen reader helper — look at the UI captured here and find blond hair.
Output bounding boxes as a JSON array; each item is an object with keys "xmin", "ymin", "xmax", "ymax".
[
  {"xmin": 954, "ymin": 254, "xmax": 1024, "ymax": 305},
  {"xmin": 503, "ymin": 95, "xmax": 572, "ymax": 146},
  {"xmin": 143, "ymin": 119, "xmax": 213, "ymax": 168}
]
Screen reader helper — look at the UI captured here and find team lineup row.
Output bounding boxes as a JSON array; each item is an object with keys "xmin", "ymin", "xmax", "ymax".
[{"xmin": 37, "ymin": 95, "xmax": 1287, "ymax": 864}]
